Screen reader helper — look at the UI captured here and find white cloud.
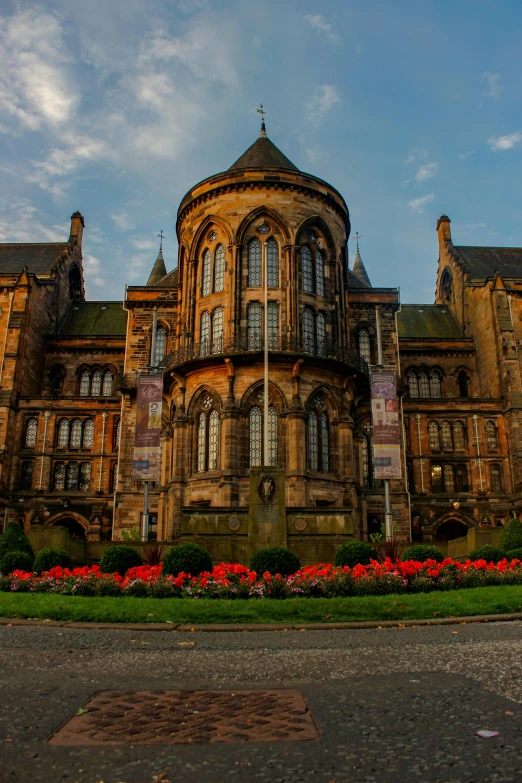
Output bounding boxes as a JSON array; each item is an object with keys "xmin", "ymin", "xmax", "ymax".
[
  {"xmin": 482, "ymin": 72, "xmax": 502, "ymax": 99},
  {"xmin": 132, "ymin": 237, "xmax": 157, "ymax": 250},
  {"xmin": 305, "ymin": 148, "xmax": 321, "ymax": 164},
  {"xmin": 110, "ymin": 210, "xmax": 136, "ymax": 231},
  {"xmin": 307, "ymin": 85, "xmax": 341, "ymax": 123},
  {"xmin": 488, "ymin": 132, "xmax": 522, "ymax": 152},
  {"xmin": 305, "ymin": 15, "xmax": 340, "ymax": 45},
  {"xmin": 409, "ymin": 194, "xmax": 435, "ymax": 214},
  {"xmin": 0, "ymin": 197, "xmax": 68, "ymax": 242},
  {"xmin": 404, "ymin": 149, "xmax": 429, "ymax": 164},
  {"xmin": 83, "ymin": 254, "xmax": 105, "ymax": 287},
  {"xmin": 459, "ymin": 151, "xmax": 473, "ymax": 159},
  {"xmin": 415, "ymin": 162, "xmax": 438, "ymax": 182}
]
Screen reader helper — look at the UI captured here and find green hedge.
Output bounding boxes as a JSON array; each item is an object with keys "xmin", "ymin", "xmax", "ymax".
[
  {"xmin": 162, "ymin": 544, "xmax": 212, "ymax": 577},
  {"xmin": 0, "ymin": 521, "xmax": 34, "ymax": 562},
  {"xmin": 0, "ymin": 550, "xmax": 34, "ymax": 574},
  {"xmin": 500, "ymin": 518, "xmax": 522, "ymax": 552},
  {"xmin": 250, "ymin": 547, "xmax": 300, "ymax": 577},
  {"xmin": 402, "ymin": 544, "xmax": 444, "ymax": 563},
  {"xmin": 100, "ymin": 545, "xmax": 143, "ymax": 576},
  {"xmin": 467, "ymin": 544, "xmax": 506, "ymax": 563},
  {"xmin": 33, "ymin": 548, "xmax": 72, "ymax": 575},
  {"xmin": 334, "ymin": 541, "xmax": 377, "ymax": 568}
]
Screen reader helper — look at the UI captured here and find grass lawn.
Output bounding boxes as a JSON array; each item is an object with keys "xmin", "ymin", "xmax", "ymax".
[{"xmin": 1, "ymin": 586, "xmax": 522, "ymax": 624}]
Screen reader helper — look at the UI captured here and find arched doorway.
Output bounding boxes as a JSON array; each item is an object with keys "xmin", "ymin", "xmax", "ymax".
[
  {"xmin": 435, "ymin": 518, "xmax": 468, "ymax": 542},
  {"xmin": 51, "ymin": 516, "xmax": 86, "ymax": 540}
]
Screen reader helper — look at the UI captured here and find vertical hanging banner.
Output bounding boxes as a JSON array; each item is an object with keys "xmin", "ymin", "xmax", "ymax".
[
  {"xmin": 132, "ymin": 374, "xmax": 163, "ymax": 481},
  {"xmin": 371, "ymin": 370, "xmax": 402, "ymax": 479}
]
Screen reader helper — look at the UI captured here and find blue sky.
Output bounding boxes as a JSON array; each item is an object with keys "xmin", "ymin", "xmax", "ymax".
[{"xmin": 1, "ymin": 0, "xmax": 521, "ymax": 302}]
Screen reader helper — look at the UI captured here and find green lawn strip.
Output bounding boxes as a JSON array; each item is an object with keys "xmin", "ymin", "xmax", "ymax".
[{"xmin": 1, "ymin": 586, "xmax": 522, "ymax": 624}]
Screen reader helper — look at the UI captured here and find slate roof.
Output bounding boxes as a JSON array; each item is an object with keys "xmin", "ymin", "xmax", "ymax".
[
  {"xmin": 58, "ymin": 302, "xmax": 127, "ymax": 337},
  {"xmin": 228, "ymin": 136, "xmax": 299, "ymax": 172},
  {"xmin": 452, "ymin": 245, "xmax": 522, "ymax": 280},
  {"xmin": 397, "ymin": 305, "xmax": 464, "ymax": 339},
  {"xmin": 0, "ymin": 243, "xmax": 68, "ymax": 276},
  {"xmin": 346, "ymin": 269, "xmax": 371, "ymax": 288},
  {"xmin": 146, "ymin": 249, "xmax": 168, "ymax": 286},
  {"xmin": 155, "ymin": 267, "xmax": 179, "ymax": 288}
]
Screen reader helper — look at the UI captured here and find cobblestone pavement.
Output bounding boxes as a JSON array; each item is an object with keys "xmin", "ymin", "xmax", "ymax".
[{"xmin": 1, "ymin": 621, "xmax": 521, "ymax": 782}]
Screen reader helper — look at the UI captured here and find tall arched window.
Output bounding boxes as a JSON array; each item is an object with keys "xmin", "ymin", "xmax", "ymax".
[
  {"xmin": 248, "ymin": 239, "xmax": 262, "ymax": 287},
  {"xmin": 458, "ymin": 371, "xmax": 469, "ymax": 398},
  {"xmin": 197, "ymin": 407, "xmax": 220, "ymax": 472},
  {"xmin": 213, "ymin": 244, "xmax": 225, "ymax": 293},
  {"xmin": 358, "ymin": 329, "xmax": 371, "ymax": 363},
  {"xmin": 408, "ymin": 371, "xmax": 419, "ymax": 398},
  {"xmin": 25, "ymin": 418, "xmax": 38, "ymax": 448},
  {"xmin": 441, "ymin": 421, "xmax": 452, "ymax": 450},
  {"xmin": 200, "ymin": 311, "xmax": 211, "ymax": 351},
  {"xmin": 67, "ymin": 462, "xmax": 79, "ymax": 490},
  {"xmin": 430, "ymin": 371, "xmax": 442, "ymax": 398},
  {"xmin": 301, "ymin": 245, "xmax": 313, "ymax": 293},
  {"xmin": 303, "ymin": 308, "xmax": 315, "ymax": 352},
  {"xmin": 320, "ymin": 412, "xmax": 330, "ymax": 472},
  {"xmin": 79, "ymin": 463, "xmax": 91, "ymax": 491},
  {"xmin": 70, "ymin": 419, "xmax": 83, "ymax": 448},
  {"xmin": 102, "ymin": 370, "xmax": 113, "ymax": 396},
  {"xmin": 443, "ymin": 464, "xmax": 455, "ymax": 492},
  {"xmin": 208, "ymin": 410, "xmax": 219, "ymax": 470},
  {"xmin": 211, "ymin": 307, "xmax": 224, "ymax": 353},
  {"xmin": 485, "ymin": 420, "xmax": 498, "ymax": 450},
  {"xmin": 53, "ymin": 463, "xmax": 66, "ymax": 490},
  {"xmin": 20, "ymin": 461, "xmax": 33, "ymax": 490},
  {"xmin": 453, "ymin": 421, "xmax": 465, "ymax": 449},
  {"xmin": 154, "ymin": 325, "xmax": 166, "ymax": 367},
  {"xmin": 197, "ymin": 412, "xmax": 207, "ymax": 472},
  {"xmin": 428, "ymin": 421, "xmax": 440, "ymax": 451},
  {"xmin": 79, "ymin": 370, "xmax": 91, "ymax": 397},
  {"xmin": 83, "ymin": 419, "xmax": 94, "ymax": 448},
  {"xmin": 91, "ymin": 370, "xmax": 102, "ymax": 396},
  {"xmin": 268, "ymin": 302, "xmax": 279, "ymax": 348},
  {"xmin": 315, "ymin": 249, "xmax": 324, "ymax": 297},
  {"xmin": 57, "ymin": 419, "xmax": 70, "ymax": 449},
  {"xmin": 247, "ymin": 302, "xmax": 262, "ymax": 349},
  {"xmin": 266, "ymin": 237, "xmax": 279, "ymax": 287},
  {"xmin": 431, "ymin": 464, "xmax": 443, "ymax": 492},
  {"xmin": 316, "ymin": 312, "xmax": 326, "ymax": 354},
  {"xmin": 249, "ymin": 406, "xmax": 262, "ymax": 467},
  {"xmin": 418, "ymin": 372, "xmax": 430, "ymax": 398},
  {"xmin": 308, "ymin": 410, "xmax": 319, "ymax": 471},
  {"xmin": 456, "ymin": 464, "xmax": 468, "ymax": 492},
  {"xmin": 490, "ymin": 464, "xmax": 502, "ymax": 492},
  {"xmin": 202, "ymin": 249, "xmax": 211, "ymax": 296},
  {"xmin": 114, "ymin": 418, "xmax": 121, "ymax": 451},
  {"xmin": 268, "ymin": 406, "xmax": 278, "ymax": 467}
]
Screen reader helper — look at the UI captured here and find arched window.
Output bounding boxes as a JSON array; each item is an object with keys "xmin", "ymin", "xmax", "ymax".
[
  {"xmin": 490, "ymin": 464, "xmax": 502, "ymax": 492},
  {"xmin": 53, "ymin": 463, "xmax": 66, "ymax": 491},
  {"xmin": 268, "ymin": 302, "xmax": 279, "ymax": 349},
  {"xmin": 200, "ymin": 311, "xmax": 211, "ymax": 352},
  {"xmin": 202, "ymin": 249, "xmax": 211, "ymax": 296},
  {"xmin": 431, "ymin": 464, "xmax": 443, "ymax": 492},
  {"xmin": 154, "ymin": 325, "xmax": 166, "ymax": 367},
  {"xmin": 211, "ymin": 307, "xmax": 224, "ymax": 353},
  {"xmin": 50, "ymin": 366, "xmax": 65, "ymax": 396},
  {"xmin": 418, "ymin": 372, "xmax": 430, "ymax": 398},
  {"xmin": 70, "ymin": 419, "xmax": 82, "ymax": 448},
  {"xmin": 458, "ymin": 371, "xmax": 469, "ymax": 398},
  {"xmin": 57, "ymin": 419, "xmax": 70, "ymax": 449},
  {"xmin": 485, "ymin": 420, "xmax": 498, "ymax": 450},
  {"xmin": 441, "ymin": 268, "xmax": 453, "ymax": 303},
  {"xmin": 79, "ymin": 370, "xmax": 91, "ymax": 397},
  {"xmin": 301, "ymin": 245, "xmax": 313, "ymax": 293},
  {"xmin": 453, "ymin": 421, "xmax": 466, "ymax": 449},
  {"xmin": 268, "ymin": 406, "xmax": 278, "ymax": 467},
  {"xmin": 428, "ymin": 421, "xmax": 440, "ymax": 451},
  {"xmin": 79, "ymin": 463, "xmax": 91, "ymax": 491},
  {"xmin": 303, "ymin": 308, "xmax": 315, "ymax": 352},
  {"xmin": 456, "ymin": 464, "xmax": 468, "ymax": 492},
  {"xmin": 197, "ymin": 412, "xmax": 207, "ymax": 473},
  {"xmin": 25, "ymin": 418, "xmax": 38, "ymax": 448},
  {"xmin": 67, "ymin": 462, "xmax": 79, "ymax": 490},
  {"xmin": 249, "ymin": 406, "xmax": 262, "ymax": 467},
  {"xmin": 20, "ymin": 461, "xmax": 33, "ymax": 490},
  {"xmin": 91, "ymin": 370, "xmax": 102, "ymax": 396},
  {"xmin": 266, "ymin": 237, "xmax": 279, "ymax": 287},
  {"xmin": 208, "ymin": 410, "xmax": 219, "ymax": 470},
  {"xmin": 315, "ymin": 249, "xmax": 324, "ymax": 297},
  {"xmin": 102, "ymin": 370, "xmax": 113, "ymax": 396},
  {"xmin": 69, "ymin": 266, "xmax": 82, "ymax": 300},
  {"xmin": 358, "ymin": 329, "xmax": 371, "ymax": 363},
  {"xmin": 430, "ymin": 371, "xmax": 442, "ymax": 398},
  {"xmin": 114, "ymin": 418, "xmax": 121, "ymax": 451},
  {"xmin": 213, "ymin": 244, "xmax": 225, "ymax": 293},
  {"xmin": 83, "ymin": 419, "xmax": 94, "ymax": 448},
  {"xmin": 408, "ymin": 371, "xmax": 419, "ymax": 398},
  {"xmin": 316, "ymin": 312, "xmax": 326, "ymax": 354},
  {"xmin": 308, "ymin": 410, "xmax": 318, "ymax": 471},
  {"xmin": 320, "ymin": 412, "xmax": 330, "ymax": 472},
  {"xmin": 248, "ymin": 239, "xmax": 262, "ymax": 287},
  {"xmin": 443, "ymin": 464, "xmax": 455, "ymax": 492},
  {"xmin": 247, "ymin": 302, "xmax": 262, "ymax": 349},
  {"xmin": 441, "ymin": 421, "xmax": 452, "ymax": 450}
]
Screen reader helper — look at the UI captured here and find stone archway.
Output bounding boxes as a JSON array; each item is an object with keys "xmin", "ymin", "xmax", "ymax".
[
  {"xmin": 435, "ymin": 518, "xmax": 469, "ymax": 542},
  {"xmin": 46, "ymin": 512, "xmax": 89, "ymax": 540}
]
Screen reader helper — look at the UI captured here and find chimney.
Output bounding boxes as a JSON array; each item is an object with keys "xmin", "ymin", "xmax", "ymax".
[
  {"xmin": 436, "ymin": 214, "xmax": 451, "ymax": 245},
  {"xmin": 69, "ymin": 211, "xmax": 85, "ymax": 248}
]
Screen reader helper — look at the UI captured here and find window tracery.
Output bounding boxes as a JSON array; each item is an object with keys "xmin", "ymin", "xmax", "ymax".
[
  {"xmin": 202, "ymin": 249, "xmax": 211, "ymax": 296},
  {"xmin": 301, "ymin": 245, "xmax": 313, "ymax": 293},
  {"xmin": 358, "ymin": 329, "xmax": 371, "ymax": 363},
  {"xmin": 248, "ymin": 239, "xmax": 262, "ymax": 287},
  {"xmin": 266, "ymin": 237, "xmax": 279, "ymax": 288},
  {"xmin": 213, "ymin": 244, "xmax": 226, "ymax": 293},
  {"xmin": 25, "ymin": 418, "xmax": 38, "ymax": 448},
  {"xmin": 154, "ymin": 325, "xmax": 166, "ymax": 367}
]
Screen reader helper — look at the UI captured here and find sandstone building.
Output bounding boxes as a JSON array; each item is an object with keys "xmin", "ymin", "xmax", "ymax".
[{"xmin": 0, "ymin": 126, "xmax": 518, "ymax": 561}]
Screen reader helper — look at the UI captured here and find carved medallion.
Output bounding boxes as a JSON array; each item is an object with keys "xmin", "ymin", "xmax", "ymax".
[
  {"xmin": 228, "ymin": 516, "xmax": 240, "ymax": 531},
  {"xmin": 295, "ymin": 517, "xmax": 307, "ymax": 532}
]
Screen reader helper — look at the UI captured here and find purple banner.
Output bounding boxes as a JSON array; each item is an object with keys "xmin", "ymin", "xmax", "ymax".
[
  {"xmin": 132, "ymin": 374, "xmax": 163, "ymax": 481},
  {"xmin": 371, "ymin": 370, "xmax": 402, "ymax": 479}
]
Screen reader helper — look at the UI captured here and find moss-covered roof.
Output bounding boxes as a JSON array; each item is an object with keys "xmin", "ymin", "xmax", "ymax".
[
  {"xmin": 58, "ymin": 302, "xmax": 127, "ymax": 336},
  {"xmin": 0, "ymin": 243, "xmax": 67, "ymax": 275},
  {"xmin": 452, "ymin": 245, "xmax": 522, "ymax": 280},
  {"xmin": 397, "ymin": 305, "xmax": 464, "ymax": 339}
]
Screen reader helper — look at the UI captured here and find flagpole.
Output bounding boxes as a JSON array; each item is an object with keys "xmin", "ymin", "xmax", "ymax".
[{"xmin": 263, "ymin": 241, "xmax": 269, "ymax": 467}]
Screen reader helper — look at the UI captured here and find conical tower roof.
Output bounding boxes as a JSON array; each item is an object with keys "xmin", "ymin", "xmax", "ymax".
[
  {"xmin": 352, "ymin": 238, "xmax": 372, "ymax": 287},
  {"xmin": 147, "ymin": 248, "xmax": 167, "ymax": 286},
  {"xmin": 228, "ymin": 121, "xmax": 299, "ymax": 172}
]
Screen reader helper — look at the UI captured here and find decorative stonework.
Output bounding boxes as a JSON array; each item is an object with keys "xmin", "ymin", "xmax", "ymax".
[
  {"xmin": 228, "ymin": 516, "xmax": 240, "ymax": 531},
  {"xmin": 295, "ymin": 517, "xmax": 307, "ymax": 531}
]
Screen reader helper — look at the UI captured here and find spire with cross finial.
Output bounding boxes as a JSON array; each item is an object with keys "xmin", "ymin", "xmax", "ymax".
[
  {"xmin": 157, "ymin": 230, "xmax": 165, "ymax": 252},
  {"xmin": 147, "ymin": 231, "xmax": 167, "ymax": 286},
  {"xmin": 351, "ymin": 232, "xmax": 372, "ymax": 287},
  {"xmin": 257, "ymin": 103, "xmax": 267, "ymax": 138}
]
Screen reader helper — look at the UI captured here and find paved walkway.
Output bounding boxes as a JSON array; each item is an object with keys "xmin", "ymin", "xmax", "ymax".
[{"xmin": 1, "ymin": 621, "xmax": 522, "ymax": 782}]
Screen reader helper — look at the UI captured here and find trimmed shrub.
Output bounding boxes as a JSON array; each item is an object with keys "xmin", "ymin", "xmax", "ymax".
[
  {"xmin": 402, "ymin": 544, "xmax": 444, "ymax": 563},
  {"xmin": 250, "ymin": 547, "xmax": 300, "ymax": 577},
  {"xmin": 467, "ymin": 544, "xmax": 506, "ymax": 563},
  {"xmin": 33, "ymin": 547, "xmax": 72, "ymax": 575},
  {"xmin": 506, "ymin": 547, "xmax": 522, "ymax": 560},
  {"xmin": 100, "ymin": 545, "xmax": 142, "ymax": 577},
  {"xmin": 72, "ymin": 580, "xmax": 97, "ymax": 597},
  {"xmin": 147, "ymin": 580, "xmax": 177, "ymax": 599},
  {"xmin": 499, "ymin": 518, "xmax": 522, "ymax": 552},
  {"xmin": 123, "ymin": 580, "xmax": 149, "ymax": 598},
  {"xmin": 334, "ymin": 541, "xmax": 377, "ymax": 568},
  {"xmin": 162, "ymin": 543, "xmax": 212, "ymax": 577},
  {"xmin": 0, "ymin": 550, "xmax": 34, "ymax": 575},
  {"xmin": 0, "ymin": 520, "xmax": 34, "ymax": 562},
  {"xmin": 96, "ymin": 579, "xmax": 122, "ymax": 597}
]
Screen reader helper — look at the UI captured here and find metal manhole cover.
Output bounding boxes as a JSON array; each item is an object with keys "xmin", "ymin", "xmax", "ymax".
[{"xmin": 49, "ymin": 689, "xmax": 319, "ymax": 745}]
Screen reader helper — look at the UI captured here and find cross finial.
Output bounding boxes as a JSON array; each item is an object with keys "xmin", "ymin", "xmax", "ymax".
[
  {"xmin": 257, "ymin": 103, "xmax": 267, "ymax": 137},
  {"xmin": 353, "ymin": 232, "xmax": 362, "ymax": 252},
  {"xmin": 157, "ymin": 230, "xmax": 165, "ymax": 252}
]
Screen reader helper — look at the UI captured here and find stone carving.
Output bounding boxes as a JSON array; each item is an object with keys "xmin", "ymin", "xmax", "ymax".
[
  {"xmin": 228, "ymin": 516, "xmax": 240, "ymax": 531},
  {"xmin": 258, "ymin": 474, "xmax": 276, "ymax": 506},
  {"xmin": 295, "ymin": 517, "xmax": 307, "ymax": 532}
]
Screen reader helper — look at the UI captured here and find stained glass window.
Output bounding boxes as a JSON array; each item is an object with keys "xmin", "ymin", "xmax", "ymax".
[
  {"xmin": 486, "ymin": 421, "xmax": 498, "ymax": 450},
  {"xmin": 200, "ymin": 311, "xmax": 211, "ymax": 353},
  {"xmin": 79, "ymin": 371, "xmax": 90, "ymax": 397},
  {"xmin": 70, "ymin": 419, "xmax": 82, "ymax": 448},
  {"xmin": 308, "ymin": 410, "xmax": 318, "ymax": 471},
  {"xmin": 453, "ymin": 421, "xmax": 465, "ymax": 449},
  {"xmin": 431, "ymin": 464, "xmax": 443, "ymax": 492},
  {"xmin": 303, "ymin": 308, "xmax": 315, "ymax": 353},
  {"xmin": 320, "ymin": 412, "xmax": 329, "ymax": 472},
  {"xmin": 67, "ymin": 462, "xmax": 79, "ymax": 491},
  {"xmin": 441, "ymin": 421, "xmax": 452, "ymax": 450},
  {"xmin": 315, "ymin": 249, "xmax": 324, "ymax": 297},
  {"xmin": 79, "ymin": 462, "xmax": 91, "ymax": 491},
  {"xmin": 316, "ymin": 312, "xmax": 326, "ymax": 354},
  {"xmin": 443, "ymin": 464, "xmax": 455, "ymax": 492},
  {"xmin": 266, "ymin": 237, "xmax": 279, "ymax": 288},
  {"xmin": 428, "ymin": 421, "xmax": 440, "ymax": 451},
  {"xmin": 57, "ymin": 419, "xmax": 70, "ymax": 449},
  {"xmin": 197, "ymin": 412, "xmax": 207, "ymax": 472},
  {"xmin": 268, "ymin": 406, "xmax": 278, "ymax": 467},
  {"xmin": 102, "ymin": 370, "xmax": 113, "ymax": 396},
  {"xmin": 408, "ymin": 371, "xmax": 419, "ymax": 398},
  {"xmin": 25, "ymin": 418, "xmax": 38, "ymax": 448},
  {"xmin": 154, "ymin": 325, "xmax": 166, "ymax": 367},
  {"xmin": 211, "ymin": 307, "xmax": 224, "ymax": 353},
  {"xmin": 248, "ymin": 239, "xmax": 262, "ymax": 287},
  {"xmin": 268, "ymin": 302, "xmax": 279, "ymax": 349},
  {"xmin": 20, "ymin": 461, "xmax": 33, "ymax": 490},
  {"xmin": 202, "ymin": 249, "xmax": 211, "ymax": 296},
  {"xmin": 301, "ymin": 245, "xmax": 313, "ymax": 293},
  {"xmin": 91, "ymin": 370, "xmax": 102, "ymax": 396},
  {"xmin": 247, "ymin": 302, "xmax": 262, "ymax": 350},
  {"xmin": 53, "ymin": 463, "xmax": 66, "ymax": 491},
  {"xmin": 249, "ymin": 406, "xmax": 262, "ymax": 467},
  {"xmin": 419, "ymin": 372, "xmax": 430, "ymax": 398},
  {"xmin": 430, "ymin": 370, "xmax": 442, "ymax": 398},
  {"xmin": 213, "ymin": 244, "xmax": 225, "ymax": 293},
  {"xmin": 490, "ymin": 464, "xmax": 502, "ymax": 492},
  {"xmin": 358, "ymin": 329, "xmax": 371, "ymax": 363},
  {"xmin": 208, "ymin": 410, "xmax": 219, "ymax": 470},
  {"xmin": 83, "ymin": 419, "xmax": 94, "ymax": 448}
]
